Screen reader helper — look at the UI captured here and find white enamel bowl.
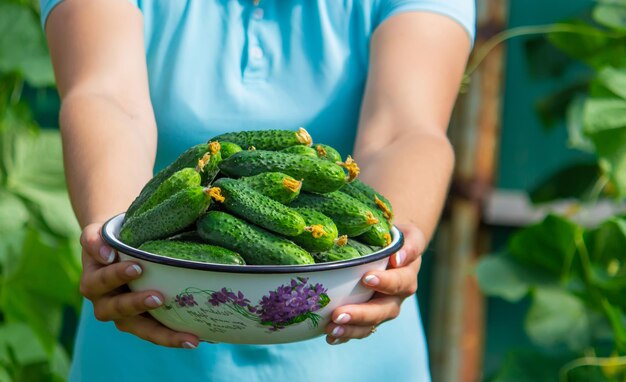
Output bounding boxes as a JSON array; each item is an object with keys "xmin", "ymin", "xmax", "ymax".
[{"xmin": 102, "ymin": 213, "xmax": 404, "ymax": 345}]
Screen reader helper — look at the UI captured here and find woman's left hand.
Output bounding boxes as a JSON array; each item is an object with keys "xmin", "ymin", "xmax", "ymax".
[{"xmin": 325, "ymin": 223, "xmax": 425, "ymax": 344}]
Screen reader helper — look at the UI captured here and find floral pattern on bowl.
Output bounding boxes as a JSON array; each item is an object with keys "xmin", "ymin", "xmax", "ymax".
[{"xmin": 167, "ymin": 277, "xmax": 330, "ymax": 332}]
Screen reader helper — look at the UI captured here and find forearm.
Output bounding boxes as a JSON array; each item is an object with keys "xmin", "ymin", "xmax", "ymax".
[
  {"xmin": 60, "ymin": 93, "xmax": 156, "ymax": 228},
  {"xmin": 354, "ymin": 130, "xmax": 453, "ymax": 241}
]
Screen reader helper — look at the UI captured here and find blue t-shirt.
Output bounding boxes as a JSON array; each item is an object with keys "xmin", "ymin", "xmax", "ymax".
[{"xmin": 41, "ymin": 1, "xmax": 474, "ymax": 381}]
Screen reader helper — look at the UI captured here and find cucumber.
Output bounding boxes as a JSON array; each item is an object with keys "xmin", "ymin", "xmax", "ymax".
[
  {"xmin": 139, "ymin": 240, "xmax": 245, "ymax": 265},
  {"xmin": 197, "ymin": 211, "xmax": 314, "ymax": 265},
  {"xmin": 126, "ymin": 168, "xmax": 201, "ymax": 220},
  {"xmin": 219, "ymin": 150, "xmax": 354, "ymax": 193},
  {"xmin": 219, "ymin": 141, "xmax": 243, "ymax": 159},
  {"xmin": 313, "ymin": 245, "xmax": 361, "ymax": 263},
  {"xmin": 208, "ymin": 178, "xmax": 307, "ymax": 236},
  {"xmin": 125, "ymin": 143, "xmax": 209, "ymax": 219},
  {"xmin": 289, "ymin": 192, "xmax": 379, "ymax": 236},
  {"xmin": 281, "ymin": 145, "xmax": 318, "ymax": 158},
  {"xmin": 198, "ymin": 141, "xmax": 222, "ymax": 186},
  {"xmin": 210, "ymin": 128, "xmax": 312, "ymax": 151},
  {"xmin": 238, "ymin": 172, "xmax": 302, "ymax": 204},
  {"xmin": 356, "ymin": 208, "xmax": 392, "ymax": 247},
  {"xmin": 345, "ymin": 239, "xmax": 381, "ymax": 256},
  {"xmin": 290, "ymin": 208, "xmax": 338, "ymax": 252},
  {"xmin": 120, "ymin": 186, "xmax": 212, "ymax": 247},
  {"xmin": 342, "ymin": 179, "xmax": 393, "ymax": 222},
  {"xmin": 314, "ymin": 144, "xmax": 342, "ymax": 163}
]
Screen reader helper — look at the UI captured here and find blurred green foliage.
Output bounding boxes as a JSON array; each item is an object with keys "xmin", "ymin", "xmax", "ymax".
[
  {"xmin": 475, "ymin": 1, "xmax": 626, "ymax": 380},
  {"xmin": 0, "ymin": 1, "xmax": 81, "ymax": 381}
]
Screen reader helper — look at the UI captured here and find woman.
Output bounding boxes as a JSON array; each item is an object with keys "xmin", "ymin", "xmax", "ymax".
[{"xmin": 42, "ymin": 0, "xmax": 474, "ymax": 381}]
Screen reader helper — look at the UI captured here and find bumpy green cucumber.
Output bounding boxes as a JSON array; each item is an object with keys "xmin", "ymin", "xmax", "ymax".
[
  {"xmin": 356, "ymin": 208, "xmax": 392, "ymax": 247},
  {"xmin": 281, "ymin": 145, "xmax": 318, "ymax": 158},
  {"xmin": 208, "ymin": 178, "xmax": 306, "ymax": 236},
  {"xmin": 238, "ymin": 172, "xmax": 302, "ymax": 204},
  {"xmin": 211, "ymin": 128, "xmax": 312, "ymax": 151},
  {"xmin": 120, "ymin": 186, "xmax": 212, "ymax": 247},
  {"xmin": 197, "ymin": 211, "xmax": 314, "ymax": 265},
  {"xmin": 345, "ymin": 239, "xmax": 381, "ymax": 256},
  {"xmin": 343, "ymin": 179, "xmax": 393, "ymax": 222},
  {"xmin": 290, "ymin": 208, "xmax": 338, "ymax": 252},
  {"xmin": 314, "ymin": 144, "xmax": 342, "ymax": 163},
  {"xmin": 290, "ymin": 192, "xmax": 379, "ymax": 236},
  {"xmin": 313, "ymin": 245, "xmax": 361, "ymax": 263},
  {"xmin": 198, "ymin": 141, "xmax": 222, "ymax": 186},
  {"xmin": 127, "ymin": 168, "xmax": 201, "ymax": 220},
  {"xmin": 139, "ymin": 240, "xmax": 245, "ymax": 265},
  {"xmin": 220, "ymin": 141, "xmax": 243, "ymax": 159},
  {"xmin": 125, "ymin": 143, "xmax": 209, "ymax": 219},
  {"xmin": 219, "ymin": 150, "xmax": 357, "ymax": 193}
]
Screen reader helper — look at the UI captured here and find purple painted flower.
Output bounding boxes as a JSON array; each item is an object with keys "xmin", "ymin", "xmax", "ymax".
[
  {"xmin": 232, "ymin": 291, "xmax": 250, "ymax": 307},
  {"xmin": 175, "ymin": 293, "xmax": 198, "ymax": 308},
  {"xmin": 257, "ymin": 278, "xmax": 328, "ymax": 330}
]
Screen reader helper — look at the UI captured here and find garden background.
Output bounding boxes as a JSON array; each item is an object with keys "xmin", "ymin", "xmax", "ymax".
[{"xmin": 0, "ymin": 0, "xmax": 625, "ymax": 381}]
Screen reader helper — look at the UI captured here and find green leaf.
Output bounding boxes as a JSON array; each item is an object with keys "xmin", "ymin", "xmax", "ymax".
[
  {"xmin": 476, "ymin": 254, "xmax": 553, "ymax": 302},
  {"xmin": 0, "ymin": 227, "xmax": 81, "ymax": 352},
  {"xmin": 596, "ymin": 67, "xmax": 626, "ymax": 100},
  {"xmin": 583, "ymin": 98, "xmax": 626, "ymax": 132},
  {"xmin": 529, "ymin": 162, "xmax": 600, "ymax": 204},
  {"xmin": 509, "ymin": 215, "xmax": 580, "ymax": 276},
  {"xmin": 0, "ymin": 367, "xmax": 10, "ymax": 382},
  {"xmin": 586, "ymin": 218, "xmax": 626, "ymax": 264},
  {"xmin": 593, "ymin": 2, "xmax": 626, "ymax": 31},
  {"xmin": 0, "ymin": 3, "xmax": 54, "ymax": 86},
  {"xmin": 583, "ymin": 98, "xmax": 626, "ymax": 196},
  {"xmin": 525, "ymin": 287, "xmax": 591, "ymax": 350},
  {"xmin": 0, "ymin": 191, "xmax": 28, "ymax": 235},
  {"xmin": 49, "ymin": 344, "xmax": 70, "ymax": 382},
  {"xmin": 566, "ymin": 96, "xmax": 595, "ymax": 152},
  {"xmin": 548, "ymin": 21, "xmax": 626, "ymax": 69},
  {"xmin": 0, "ymin": 323, "xmax": 48, "ymax": 365}
]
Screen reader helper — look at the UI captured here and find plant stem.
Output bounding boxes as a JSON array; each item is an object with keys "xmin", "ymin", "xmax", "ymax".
[
  {"xmin": 559, "ymin": 354, "xmax": 626, "ymax": 382},
  {"xmin": 465, "ymin": 23, "xmax": 625, "ymax": 78}
]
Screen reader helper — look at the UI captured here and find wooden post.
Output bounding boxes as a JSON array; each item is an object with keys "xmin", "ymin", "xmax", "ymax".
[{"xmin": 428, "ymin": 1, "xmax": 510, "ymax": 381}]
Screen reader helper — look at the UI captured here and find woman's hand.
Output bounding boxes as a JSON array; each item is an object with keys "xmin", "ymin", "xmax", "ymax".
[
  {"xmin": 79, "ymin": 223, "xmax": 200, "ymax": 349},
  {"xmin": 325, "ymin": 223, "xmax": 425, "ymax": 344}
]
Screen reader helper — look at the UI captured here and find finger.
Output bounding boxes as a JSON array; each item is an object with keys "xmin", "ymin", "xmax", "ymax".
[
  {"xmin": 114, "ymin": 314, "xmax": 199, "ymax": 349},
  {"xmin": 326, "ymin": 336, "xmax": 350, "ymax": 346},
  {"xmin": 80, "ymin": 261, "xmax": 144, "ymax": 299},
  {"xmin": 326, "ymin": 323, "xmax": 376, "ymax": 341},
  {"xmin": 80, "ymin": 223, "xmax": 117, "ymax": 265},
  {"xmin": 330, "ymin": 295, "xmax": 402, "ymax": 327},
  {"xmin": 390, "ymin": 223, "xmax": 425, "ymax": 268},
  {"xmin": 93, "ymin": 289, "xmax": 164, "ymax": 321},
  {"xmin": 362, "ymin": 256, "xmax": 422, "ymax": 297}
]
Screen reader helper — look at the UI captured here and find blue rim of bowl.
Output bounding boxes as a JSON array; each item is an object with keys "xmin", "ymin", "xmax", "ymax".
[{"xmin": 102, "ymin": 213, "xmax": 404, "ymax": 274}]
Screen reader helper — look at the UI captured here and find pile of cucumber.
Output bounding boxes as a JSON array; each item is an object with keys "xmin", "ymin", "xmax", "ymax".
[{"xmin": 119, "ymin": 128, "xmax": 395, "ymax": 266}]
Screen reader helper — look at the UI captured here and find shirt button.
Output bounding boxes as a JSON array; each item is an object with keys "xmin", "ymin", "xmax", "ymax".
[
  {"xmin": 253, "ymin": 8, "xmax": 264, "ymax": 20},
  {"xmin": 250, "ymin": 46, "xmax": 264, "ymax": 60}
]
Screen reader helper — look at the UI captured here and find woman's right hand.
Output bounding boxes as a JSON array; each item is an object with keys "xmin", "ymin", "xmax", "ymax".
[{"xmin": 79, "ymin": 223, "xmax": 200, "ymax": 349}]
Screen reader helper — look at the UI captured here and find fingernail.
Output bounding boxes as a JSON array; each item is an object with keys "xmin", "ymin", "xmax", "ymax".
[
  {"xmin": 331, "ymin": 326, "xmax": 344, "ymax": 337},
  {"xmin": 125, "ymin": 264, "xmax": 142, "ymax": 276},
  {"xmin": 99, "ymin": 246, "xmax": 116, "ymax": 264},
  {"xmin": 334, "ymin": 313, "xmax": 351, "ymax": 324},
  {"xmin": 363, "ymin": 274, "xmax": 380, "ymax": 286},
  {"xmin": 145, "ymin": 295, "xmax": 162, "ymax": 308},
  {"xmin": 182, "ymin": 341, "xmax": 197, "ymax": 349},
  {"xmin": 394, "ymin": 250, "xmax": 406, "ymax": 267},
  {"xmin": 330, "ymin": 338, "xmax": 341, "ymax": 345}
]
